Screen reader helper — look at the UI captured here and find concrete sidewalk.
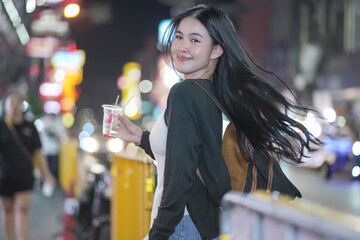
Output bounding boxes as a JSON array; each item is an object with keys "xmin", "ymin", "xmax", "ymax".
[{"xmin": 0, "ymin": 186, "xmax": 65, "ymax": 240}]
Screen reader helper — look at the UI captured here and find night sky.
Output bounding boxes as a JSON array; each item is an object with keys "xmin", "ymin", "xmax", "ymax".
[{"xmin": 70, "ymin": 0, "xmax": 171, "ymax": 121}]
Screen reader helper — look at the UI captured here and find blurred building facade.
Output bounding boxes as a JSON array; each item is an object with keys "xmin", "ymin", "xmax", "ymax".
[
  {"xmin": 0, "ymin": 0, "xmax": 95, "ymax": 123},
  {"xmin": 1, "ymin": 0, "xmax": 359, "ymax": 136},
  {"xmin": 0, "ymin": 0, "xmax": 31, "ymax": 94}
]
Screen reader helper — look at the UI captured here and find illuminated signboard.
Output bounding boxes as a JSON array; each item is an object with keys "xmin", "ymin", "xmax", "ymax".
[
  {"xmin": 31, "ymin": 9, "xmax": 69, "ymax": 37},
  {"xmin": 26, "ymin": 37, "xmax": 59, "ymax": 58},
  {"xmin": 51, "ymin": 50, "xmax": 85, "ymax": 71},
  {"xmin": 40, "ymin": 0, "xmax": 80, "ymax": 6}
]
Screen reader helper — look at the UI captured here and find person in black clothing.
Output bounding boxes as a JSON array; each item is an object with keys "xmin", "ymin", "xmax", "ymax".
[
  {"xmin": 113, "ymin": 4, "xmax": 320, "ymax": 240},
  {"xmin": 0, "ymin": 92, "xmax": 55, "ymax": 240}
]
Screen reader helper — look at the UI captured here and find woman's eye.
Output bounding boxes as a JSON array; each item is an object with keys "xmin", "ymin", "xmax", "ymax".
[
  {"xmin": 175, "ymin": 35, "xmax": 182, "ymax": 39},
  {"xmin": 191, "ymin": 39, "xmax": 200, "ymax": 43}
]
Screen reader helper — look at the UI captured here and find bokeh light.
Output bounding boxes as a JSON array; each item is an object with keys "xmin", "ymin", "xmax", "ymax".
[
  {"xmin": 352, "ymin": 166, "xmax": 360, "ymax": 178},
  {"xmin": 78, "ymin": 131, "xmax": 90, "ymax": 141},
  {"xmin": 106, "ymin": 138, "xmax": 124, "ymax": 153},
  {"xmin": 34, "ymin": 119, "xmax": 43, "ymax": 132},
  {"xmin": 352, "ymin": 141, "xmax": 360, "ymax": 156},
  {"xmin": 125, "ymin": 142, "xmax": 138, "ymax": 155},
  {"xmin": 54, "ymin": 69, "xmax": 66, "ymax": 82},
  {"xmin": 64, "ymin": 4, "xmax": 80, "ymax": 18},
  {"xmin": 323, "ymin": 108, "xmax": 336, "ymax": 123},
  {"xmin": 337, "ymin": 116, "xmax": 346, "ymax": 127},
  {"xmin": 43, "ymin": 101, "xmax": 61, "ymax": 114},
  {"xmin": 62, "ymin": 112, "xmax": 75, "ymax": 128},
  {"xmin": 139, "ymin": 80, "xmax": 153, "ymax": 93},
  {"xmin": 82, "ymin": 122, "xmax": 95, "ymax": 135},
  {"xmin": 124, "ymin": 102, "xmax": 138, "ymax": 118},
  {"xmin": 80, "ymin": 137, "xmax": 99, "ymax": 153}
]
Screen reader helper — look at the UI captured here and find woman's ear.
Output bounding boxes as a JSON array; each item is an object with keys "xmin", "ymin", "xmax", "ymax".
[{"xmin": 211, "ymin": 44, "xmax": 223, "ymax": 59}]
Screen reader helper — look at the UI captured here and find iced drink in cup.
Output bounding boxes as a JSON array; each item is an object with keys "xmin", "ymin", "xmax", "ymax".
[{"xmin": 102, "ymin": 104, "xmax": 123, "ymax": 138}]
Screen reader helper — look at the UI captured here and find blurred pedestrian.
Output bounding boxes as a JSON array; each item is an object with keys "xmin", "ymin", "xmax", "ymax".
[
  {"xmin": 114, "ymin": 4, "xmax": 320, "ymax": 240},
  {"xmin": 39, "ymin": 114, "xmax": 65, "ymax": 182},
  {"xmin": 0, "ymin": 92, "xmax": 55, "ymax": 240}
]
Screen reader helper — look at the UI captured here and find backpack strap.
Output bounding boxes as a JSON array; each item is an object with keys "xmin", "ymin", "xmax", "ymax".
[
  {"xmin": 4, "ymin": 116, "xmax": 33, "ymax": 162},
  {"xmin": 246, "ymin": 137, "xmax": 257, "ymax": 193},
  {"xmin": 190, "ymin": 79, "xmax": 233, "ymax": 121},
  {"xmin": 191, "ymin": 79, "xmax": 273, "ymax": 192},
  {"xmin": 267, "ymin": 159, "xmax": 273, "ymax": 192}
]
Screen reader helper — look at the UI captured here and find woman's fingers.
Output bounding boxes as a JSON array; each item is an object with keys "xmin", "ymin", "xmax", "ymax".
[
  {"xmin": 114, "ymin": 121, "xmax": 132, "ymax": 140},
  {"xmin": 118, "ymin": 115, "xmax": 141, "ymax": 133},
  {"xmin": 118, "ymin": 114, "xmax": 134, "ymax": 128},
  {"xmin": 115, "ymin": 115, "xmax": 142, "ymax": 143}
]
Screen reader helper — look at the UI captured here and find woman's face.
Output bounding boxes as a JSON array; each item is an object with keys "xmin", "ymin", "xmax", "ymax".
[
  {"xmin": 4, "ymin": 95, "xmax": 23, "ymax": 118},
  {"xmin": 171, "ymin": 16, "xmax": 223, "ymax": 80}
]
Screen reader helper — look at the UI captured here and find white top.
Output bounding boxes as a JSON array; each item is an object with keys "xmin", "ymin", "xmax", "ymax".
[
  {"xmin": 39, "ymin": 115, "xmax": 65, "ymax": 155},
  {"xmin": 147, "ymin": 110, "xmax": 190, "ymax": 230},
  {"xmin": 149, "ymin": 110, "xmax": 167, "ymax": 228}
]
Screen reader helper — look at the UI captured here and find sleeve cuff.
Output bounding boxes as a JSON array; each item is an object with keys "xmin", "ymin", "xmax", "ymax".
[
  {"xmin": 138, "ymin": 131, "xmax": 154, "ymax": 159},
  {"xmin": 139, "ymin": 131, "xmax": 150, "ymax": 147}
]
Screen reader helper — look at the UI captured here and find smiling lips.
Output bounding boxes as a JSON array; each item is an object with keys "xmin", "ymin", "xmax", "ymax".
[{"xmin": 177, "ymin": 55, "xmax": 192, "ymax": 61}]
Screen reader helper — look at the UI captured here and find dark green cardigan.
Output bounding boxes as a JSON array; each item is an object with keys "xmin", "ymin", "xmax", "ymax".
[{"xmin": 140, "ymin": 79, "xmax": 231, "ymax": 240}]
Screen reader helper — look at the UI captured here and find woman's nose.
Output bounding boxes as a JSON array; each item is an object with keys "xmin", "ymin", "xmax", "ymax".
[{"xmin": 178, "ymin": 40, "xmax": 188, "ymax": 52}]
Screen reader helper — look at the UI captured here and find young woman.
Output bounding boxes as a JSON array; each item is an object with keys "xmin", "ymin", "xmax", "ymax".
[
  {"xmin": 114, "ymin": 4, "xmax": 320, "ymax": 240},
  {"xmin": 0, "ymin": 92, "xmax": 55, "ymax": 240}
]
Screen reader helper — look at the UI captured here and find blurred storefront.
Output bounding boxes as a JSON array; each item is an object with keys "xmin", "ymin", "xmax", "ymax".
[
  {"xmin": 233, "ymin": 0, "xmax": 360, "ymax": 174},
  {"xmin": 0, "ymin": 0, "xmax": 31, "ymax": 93},
  {"xmin": 234, "ymin": 0, "xmax": 360, "ymax": 107}
]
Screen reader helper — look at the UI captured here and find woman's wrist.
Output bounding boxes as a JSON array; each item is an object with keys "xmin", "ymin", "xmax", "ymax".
[{"xmin": 134, "ymin": 131, "xmax": 143, "ymax": 146}]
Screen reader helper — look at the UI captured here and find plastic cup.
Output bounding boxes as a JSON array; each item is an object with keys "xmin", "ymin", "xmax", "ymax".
[{"xmin": 102, "ymin": 104, "xmax": 123, "ymax": 138}]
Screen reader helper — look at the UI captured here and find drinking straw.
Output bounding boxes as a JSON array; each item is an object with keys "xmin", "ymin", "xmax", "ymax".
[
  {"xmin": 115, "ymin": 95, "xmax": 119, "ymax": 106},
  {"xmin": 123, "ymin": 95, "xmax": 134, "ymax": 109}
]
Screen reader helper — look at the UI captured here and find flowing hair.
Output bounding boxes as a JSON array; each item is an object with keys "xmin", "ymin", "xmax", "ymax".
[{"xmin": 162, "ymin": 4, "xmax": 321, "ymax": 163}]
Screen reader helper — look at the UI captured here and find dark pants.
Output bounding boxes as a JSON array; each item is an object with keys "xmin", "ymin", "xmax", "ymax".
[{"xmin": 47, "ymin": 154, "xmax": 59, "ymax": 180}]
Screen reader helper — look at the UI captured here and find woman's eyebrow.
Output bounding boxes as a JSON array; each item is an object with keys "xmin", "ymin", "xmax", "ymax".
[
  {"xmin": 190, "ymin": 33, "xmax": 204, "ymax": 38},
  {"xmin": 176, "ymin": 30, "xmax": 204, "ymax": 38}
]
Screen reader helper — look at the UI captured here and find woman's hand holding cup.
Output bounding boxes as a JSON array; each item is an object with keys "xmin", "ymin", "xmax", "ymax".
[{"xmin": 114, "ymin": 114, "xmax": 143, "ymax": 144}]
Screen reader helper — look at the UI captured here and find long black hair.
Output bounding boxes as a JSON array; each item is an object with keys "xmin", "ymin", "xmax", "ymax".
[{"xmin": 162, "ymin": 4, "xmax": 321, "ymax": 163}]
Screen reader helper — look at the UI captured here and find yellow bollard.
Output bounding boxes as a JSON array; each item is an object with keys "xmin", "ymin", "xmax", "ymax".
[
  {"xmin": 59, "ymin": 136, "xmax": 78, "ymax": 195},
  {"xmin": 111, "ymin": 153, "xmax": 154, "ymax": 240},
  {"xmin": 220, "ymin": 235, "xmax": 231, "ymax": 240}
]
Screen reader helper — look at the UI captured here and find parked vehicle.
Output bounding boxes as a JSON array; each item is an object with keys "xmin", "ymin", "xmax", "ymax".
[
  {"xmin": 75, "ymin": 152, "xmax": 112, "ymax": 240},
  {"xmin": 301, "ymin": 132, "xmax": 356, "ymax": 179}
]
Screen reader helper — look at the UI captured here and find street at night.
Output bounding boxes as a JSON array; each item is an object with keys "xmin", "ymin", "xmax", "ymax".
[{"xmin": 1, "ymin": 0, "xmax": 360, "ymax": 239}]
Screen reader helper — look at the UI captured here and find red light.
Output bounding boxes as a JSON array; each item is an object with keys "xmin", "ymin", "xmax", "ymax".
[
  {"xmin": 30, "ymin": 64, "xmax": 39, "ymax": 77},
  {"xmin": 67, "ymin": 43, "xmax": 77, "ymax": 51}
]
